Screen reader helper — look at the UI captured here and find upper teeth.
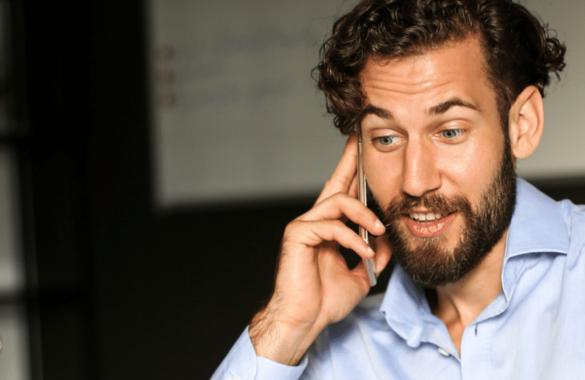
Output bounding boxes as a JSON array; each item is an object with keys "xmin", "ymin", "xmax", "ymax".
[{"xmin": 410, "ymin": 212, "xmax": 442, "ymax": 221}]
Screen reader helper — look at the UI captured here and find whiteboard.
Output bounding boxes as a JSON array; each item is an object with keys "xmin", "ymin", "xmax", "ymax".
[
  {"xmin": 147, "ymin": 0, "xmax": 585, "ymax": 208},
  {"xmin": 147, "ymin": 0, "xmax": 352, "ymax": 207}
]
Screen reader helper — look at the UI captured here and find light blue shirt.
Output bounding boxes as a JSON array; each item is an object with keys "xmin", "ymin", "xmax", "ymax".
[{"xmin": 212, "ymin": 179, "xmax": 585, "ymax": 379}]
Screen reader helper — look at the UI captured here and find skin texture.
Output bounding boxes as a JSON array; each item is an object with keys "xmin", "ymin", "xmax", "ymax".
[{"xmin": 249, "ymin": 35, "xmax": 544, "ymax": 362}]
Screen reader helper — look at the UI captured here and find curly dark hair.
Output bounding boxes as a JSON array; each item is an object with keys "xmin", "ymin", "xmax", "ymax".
[{"xmin": 314, "ymin": 0, "xmax": 566, "ymax": 134}]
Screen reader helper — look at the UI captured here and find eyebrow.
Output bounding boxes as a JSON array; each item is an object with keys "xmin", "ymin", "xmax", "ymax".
[
  {"xmin": 427, "ymin": 97, "xmax": 479, "ymax": 116},
  {"xmin": 361, "ymin": 97, "xmax": 480, "ymax": 121},
  {"xmin": 361, "ymin": 104, "xmax": 394, "ymax": 120}
]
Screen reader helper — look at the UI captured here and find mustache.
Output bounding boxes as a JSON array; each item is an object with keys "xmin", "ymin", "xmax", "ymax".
[{"xmin": 383, "ymin": 192, "xmax": 473, "ymax": 221}]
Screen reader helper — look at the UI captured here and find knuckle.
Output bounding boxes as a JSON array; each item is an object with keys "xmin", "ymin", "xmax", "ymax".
[
  {"xmin": 333, "ymin": 175, "xmax": 350, "ymax": 187},
  {"xmin": 330, "ymin": 219, "xmax": 345, "ymax": 229},
  {"xmin": 318, "ymin": 191, "xmax": 345, "ymax": 207},
  {"xmin": 284, "ymin": 220, "xmax": 301, "ymax": 235},
  {"xmin": 330, "ymin": 191, "xmax": 350, "ymax": 201}
]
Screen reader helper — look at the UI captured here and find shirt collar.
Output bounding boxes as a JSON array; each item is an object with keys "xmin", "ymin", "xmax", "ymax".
[
  {"xmin": 379, "ymin": 177, "xmax": 570, "ymax": 347},
  {"xmin": 499, "ymin": 178, "xmax": 570, "ymax": 301},
  {"xmin": 381, "ymin": 265, "xmax": 439, "ymax": 348},
  {"xmin": 504, "ymin": 178, "xmax": 569, "ymax": 260}
]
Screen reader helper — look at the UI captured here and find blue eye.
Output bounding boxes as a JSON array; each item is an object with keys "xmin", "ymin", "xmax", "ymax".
[
  {"xmin": 442, "ymin": 129, "xmax": 464, "ymax": 139},
  {"xmin": 377, "ymin": 136, "xmax": 399, "ymax": 145}
]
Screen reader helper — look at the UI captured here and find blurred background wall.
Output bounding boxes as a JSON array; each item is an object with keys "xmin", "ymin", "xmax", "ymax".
[{"xmin": 1, "ymin": 0, "xmax": 584, "ymax": 379}]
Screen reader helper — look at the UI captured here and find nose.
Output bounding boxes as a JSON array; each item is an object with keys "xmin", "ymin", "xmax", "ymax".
[{"xmin": 400, "ymin": 139, "xmax": 441, "ymax": 197}]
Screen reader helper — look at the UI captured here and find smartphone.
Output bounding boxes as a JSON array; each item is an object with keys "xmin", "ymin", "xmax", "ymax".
[{"xmin": 357, "ymin": 126, "xmax": 377, "ymax": 287}]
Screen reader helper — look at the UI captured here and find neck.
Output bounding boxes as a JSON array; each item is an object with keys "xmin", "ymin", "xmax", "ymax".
[{"xmin": 428, "ymin": 230, "xmax": 507, "ymax": 352}]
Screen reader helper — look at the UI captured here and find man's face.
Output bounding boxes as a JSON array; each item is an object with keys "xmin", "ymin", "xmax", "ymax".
[{"xmin": 359, "ymin": 36, "xmax": 516, "ymax": 287}]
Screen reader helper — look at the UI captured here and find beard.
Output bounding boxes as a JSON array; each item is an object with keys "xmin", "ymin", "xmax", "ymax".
[{"xmin": 381, "ymin": 140, "xmax": 517, "ymax": 288}]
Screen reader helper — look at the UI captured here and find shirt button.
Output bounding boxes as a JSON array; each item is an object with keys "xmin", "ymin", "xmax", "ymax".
[
  {"xmin": 231, "ymin": 377, "xmax": 242, "ymax": 380},
  {"xmin": 438, "ymin": 348, "xmax": 450, "ymax": 357}
]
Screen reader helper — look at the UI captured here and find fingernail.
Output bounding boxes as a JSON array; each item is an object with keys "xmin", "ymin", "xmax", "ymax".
[
  {"xmin": 367, "ymin": 247, "xmax": 375, "ymax": 257},
  {"xmin": 375, "ymin": 219, "xmax": 385, "ymax": 231}
]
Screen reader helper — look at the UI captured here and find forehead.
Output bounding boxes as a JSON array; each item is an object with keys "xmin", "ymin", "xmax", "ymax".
[{"xmin": 359, "ymin": 37, "xmax": 492, "ymax": 115}]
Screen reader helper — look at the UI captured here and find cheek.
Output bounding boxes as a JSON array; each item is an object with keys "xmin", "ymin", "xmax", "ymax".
[
  {"xmin": 363, "ymin": 151, "xmax": 403, "ymax": 207},
  {"xmin": 436, "ymin": 144, "xmax": 476, "ymax": 183},
  {"xmin": 436, "ymin": 135, "xmax": 502, "ymax": 193}
]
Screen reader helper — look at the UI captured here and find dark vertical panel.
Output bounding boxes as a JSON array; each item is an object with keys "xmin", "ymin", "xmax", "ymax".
[
  {"xmin": 85, "ymin": 0, "xmax": 156, "ymax": 377},
  {"xmin": 23, "ymin": 0, "xmax": 95, "ymax": 379},
  {"xmin": 84, "ymin": 2, "xmax": 315, "ymax": 376}
]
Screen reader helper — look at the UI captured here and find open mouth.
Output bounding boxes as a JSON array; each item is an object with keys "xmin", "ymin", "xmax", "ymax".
[
  {"xmin": 403, "ymin": 212, "xmax": 457, "ymax": 237},
  {"xmin": 408, "ymin": 211, "xmax": 454, "ymax": 223}
]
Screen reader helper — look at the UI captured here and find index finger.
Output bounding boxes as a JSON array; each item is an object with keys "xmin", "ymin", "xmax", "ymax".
[{"xmin": 315, "ymin": 133, "xmax": 358, "ymax": 205}]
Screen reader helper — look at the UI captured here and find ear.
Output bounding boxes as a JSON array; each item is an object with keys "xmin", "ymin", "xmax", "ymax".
[{"xmin": 508, "ymin": 85, "xmax": 544, "ymax": 159}]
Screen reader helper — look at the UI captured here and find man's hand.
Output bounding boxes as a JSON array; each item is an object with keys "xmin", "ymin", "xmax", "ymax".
[{"xmin": 249, "ymin": 134, "xmax": 392, "ymax": 365}]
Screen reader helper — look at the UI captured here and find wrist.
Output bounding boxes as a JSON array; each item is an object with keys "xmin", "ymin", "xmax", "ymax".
[{"xmin": 249, "ymin": 306, "xmax": 320, "ymax": 366}]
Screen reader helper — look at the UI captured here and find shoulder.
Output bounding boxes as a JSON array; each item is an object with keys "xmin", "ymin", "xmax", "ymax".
[
  {"xmin": 558, "ymin": 199, "xmax": 585, "ymax": 242},
  {"xmin": 558, "ymin": 199, "xmax": 585, "ymax": 267},
  {"xmin": 558, "ymin": 199, "xmax": 585, "ymax": 225}
]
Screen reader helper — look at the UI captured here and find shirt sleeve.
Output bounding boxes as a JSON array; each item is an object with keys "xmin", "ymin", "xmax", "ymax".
[{"xmin": 210, "ymin": 326, "xmax": 309, "ymax": 380}]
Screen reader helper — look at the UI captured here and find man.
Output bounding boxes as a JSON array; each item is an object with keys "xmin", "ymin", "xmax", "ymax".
[{"xmin": 212, "ymin": 0, "xmax": 584, "ymax": 378}]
